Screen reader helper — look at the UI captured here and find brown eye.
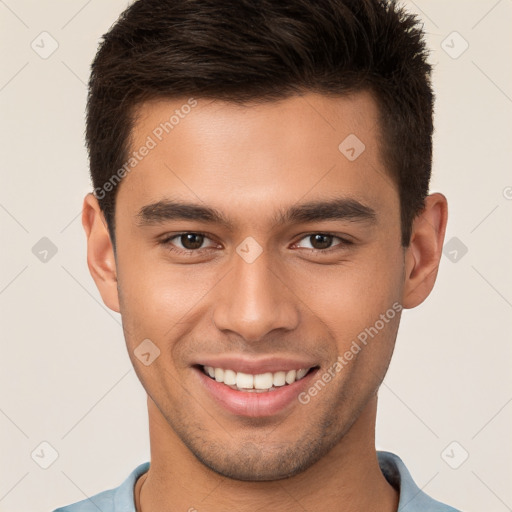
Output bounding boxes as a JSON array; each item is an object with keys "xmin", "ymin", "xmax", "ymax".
[
  {"xmin": 161, "ymin": 232, "xmax": 218, "ymax": 254},
  {"xmin": 309, "ymin": 234, "xmax": 333, "ymax": 249},
  {"xmin": 180, "ymin": 233, "xmax": 205, "ymax": 249},
  {"xmin": 294, "ymin": 233, "xmax": 349, "ymax": 252}
]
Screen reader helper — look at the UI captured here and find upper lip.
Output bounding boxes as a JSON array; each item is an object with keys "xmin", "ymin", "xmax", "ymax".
[{"xmin": 195, "ymin": 356, "xmax": 318, "ymax": 374}]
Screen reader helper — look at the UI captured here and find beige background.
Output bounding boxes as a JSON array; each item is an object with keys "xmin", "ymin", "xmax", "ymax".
[{"xmin": 1, "ymin": 1, "xmax": 511, "ymax": 511}]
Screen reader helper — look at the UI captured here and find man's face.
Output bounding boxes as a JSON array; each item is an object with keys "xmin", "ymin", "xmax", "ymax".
[{"xmin": 113, "ymin": 92, "xmax": 405, "ymax": 480}]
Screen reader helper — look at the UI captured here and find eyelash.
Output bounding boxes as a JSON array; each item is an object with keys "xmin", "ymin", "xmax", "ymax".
[
  {"xmin": 160, "ymin": 232, "xmax": 218, "ymax": 254},
  {"xmin": 159, "ymin": 232, "xmax": 353, "ymax": 255}
]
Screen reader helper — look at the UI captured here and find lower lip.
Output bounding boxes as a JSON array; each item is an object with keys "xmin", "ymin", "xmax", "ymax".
[{"xmin": 194, "ymin": 367, "xmax": 318, "ymax": 418}]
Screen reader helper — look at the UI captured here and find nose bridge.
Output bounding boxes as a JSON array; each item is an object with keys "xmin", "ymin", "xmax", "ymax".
[{"xmin": 212, "ymin": 250, "xmax": 299, "ymax": 341}]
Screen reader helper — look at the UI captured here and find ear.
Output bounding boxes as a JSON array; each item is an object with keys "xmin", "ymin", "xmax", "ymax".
[
  {"xmin": 402, "ymin": 193, "xmax": 448, "ymax": 309},
  {"xmin": 82, "ymin": 193, "xmax": 120, "ymax": 313}
]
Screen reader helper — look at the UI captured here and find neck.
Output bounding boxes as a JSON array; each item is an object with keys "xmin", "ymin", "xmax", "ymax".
[{"xmin": 136, "ymin": 395, "xmax": 398, "ymax": 512}]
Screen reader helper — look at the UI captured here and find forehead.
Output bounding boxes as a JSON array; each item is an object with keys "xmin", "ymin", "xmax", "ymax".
[{"xmin": 117, "ymin": 91, "xmax": 398, "ymax": 225}]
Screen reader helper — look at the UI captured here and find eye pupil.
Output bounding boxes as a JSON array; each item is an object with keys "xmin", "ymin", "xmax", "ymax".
[
  {"xmin": 181, "ymin": 233, "xmax": 204, "ymax": 250},
  {"xmin": 310, "ymin": 234, "xmax": 332, "ymax": 249}
]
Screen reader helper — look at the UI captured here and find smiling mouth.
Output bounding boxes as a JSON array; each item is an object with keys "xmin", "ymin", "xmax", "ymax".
[{"xmin": 200, "ymin": 365, "xmax": 317, "ymax": 393}]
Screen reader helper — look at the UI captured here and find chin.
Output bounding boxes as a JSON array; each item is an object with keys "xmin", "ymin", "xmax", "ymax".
[{"xmin": 188, "ymin": 436, "xmax": 331, "ymax": 482}]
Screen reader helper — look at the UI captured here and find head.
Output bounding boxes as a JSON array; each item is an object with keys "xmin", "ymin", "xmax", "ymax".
[{"xmin": 83, "ymin": 0, "xmax": 447, "ymax": 481}]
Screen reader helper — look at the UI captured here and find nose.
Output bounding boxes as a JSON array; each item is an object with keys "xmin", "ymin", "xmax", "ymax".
[{"xmin": 212, "ymin": 250, "xmax": 300, "ymax": 342}]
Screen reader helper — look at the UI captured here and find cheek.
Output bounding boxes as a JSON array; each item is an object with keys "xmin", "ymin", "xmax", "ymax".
[
  {"xmin": 117, "ymin": 253, "xmax": 217, "ymax": 344},
  {"xmin": 292, "ymin": 253, "xmax": 403, "ymax": 339}
]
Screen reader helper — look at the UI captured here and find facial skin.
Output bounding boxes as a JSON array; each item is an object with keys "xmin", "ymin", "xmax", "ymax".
[{"xmin": 83, "ymin": 91, "xmax": 447, "ymax": 511}]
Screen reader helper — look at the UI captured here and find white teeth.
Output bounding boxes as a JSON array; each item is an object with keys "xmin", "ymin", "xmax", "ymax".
[
  {"xmin": 236, "ymin": 372, "xmax": 254, "ymax": 389},
  {"xmin": 285, "ymin": 370, "xmax": 297, "ymax": 384},
  {"xmin": 272, "ymin": 371, "xmax": 286, "ymax": 387},
  {"xmin": 254, "ymin": 372, "xmax": 273, "ymax": 390},
  {"xmin": 296, "ymin": 368, "xmax": 308, "ymax": 380},
  {"xmin": 202, "ymin": 366, "xmax": 311, "ymax": 391},
  {"xmin": 223, "ymin": 369, "xmax": 237, "ymax": 386}
]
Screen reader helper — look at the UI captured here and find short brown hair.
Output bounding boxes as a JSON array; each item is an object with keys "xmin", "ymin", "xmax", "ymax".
[{"xmin": 87, "ymin": 0, "xmax": 433, "ymax": 246}]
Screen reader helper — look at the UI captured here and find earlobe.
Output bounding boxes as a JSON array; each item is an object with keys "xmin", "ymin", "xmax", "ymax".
[
  {"xmin": 82, "ymin": 193, "xmax": 120, "ymax": 313},
  {"xmin": 402, "ymin": 193, "xmax": 448, "ymax": 309}
]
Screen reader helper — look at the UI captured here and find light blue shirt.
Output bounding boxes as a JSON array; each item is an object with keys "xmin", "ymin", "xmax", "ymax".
[{"xmin": 52, "ymin": 451, "xmax": 461, "ymax": 511}]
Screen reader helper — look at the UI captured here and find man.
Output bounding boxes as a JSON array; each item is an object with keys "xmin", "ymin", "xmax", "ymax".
[{"xmin": 54, "ymin": 0, "xmax": 460, "ymax": 510}]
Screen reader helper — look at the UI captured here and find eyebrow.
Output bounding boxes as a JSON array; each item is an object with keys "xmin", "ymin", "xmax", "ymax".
[{"xmin": 136, "ymin": 197, "xmax": 377, "ymax": 228}]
